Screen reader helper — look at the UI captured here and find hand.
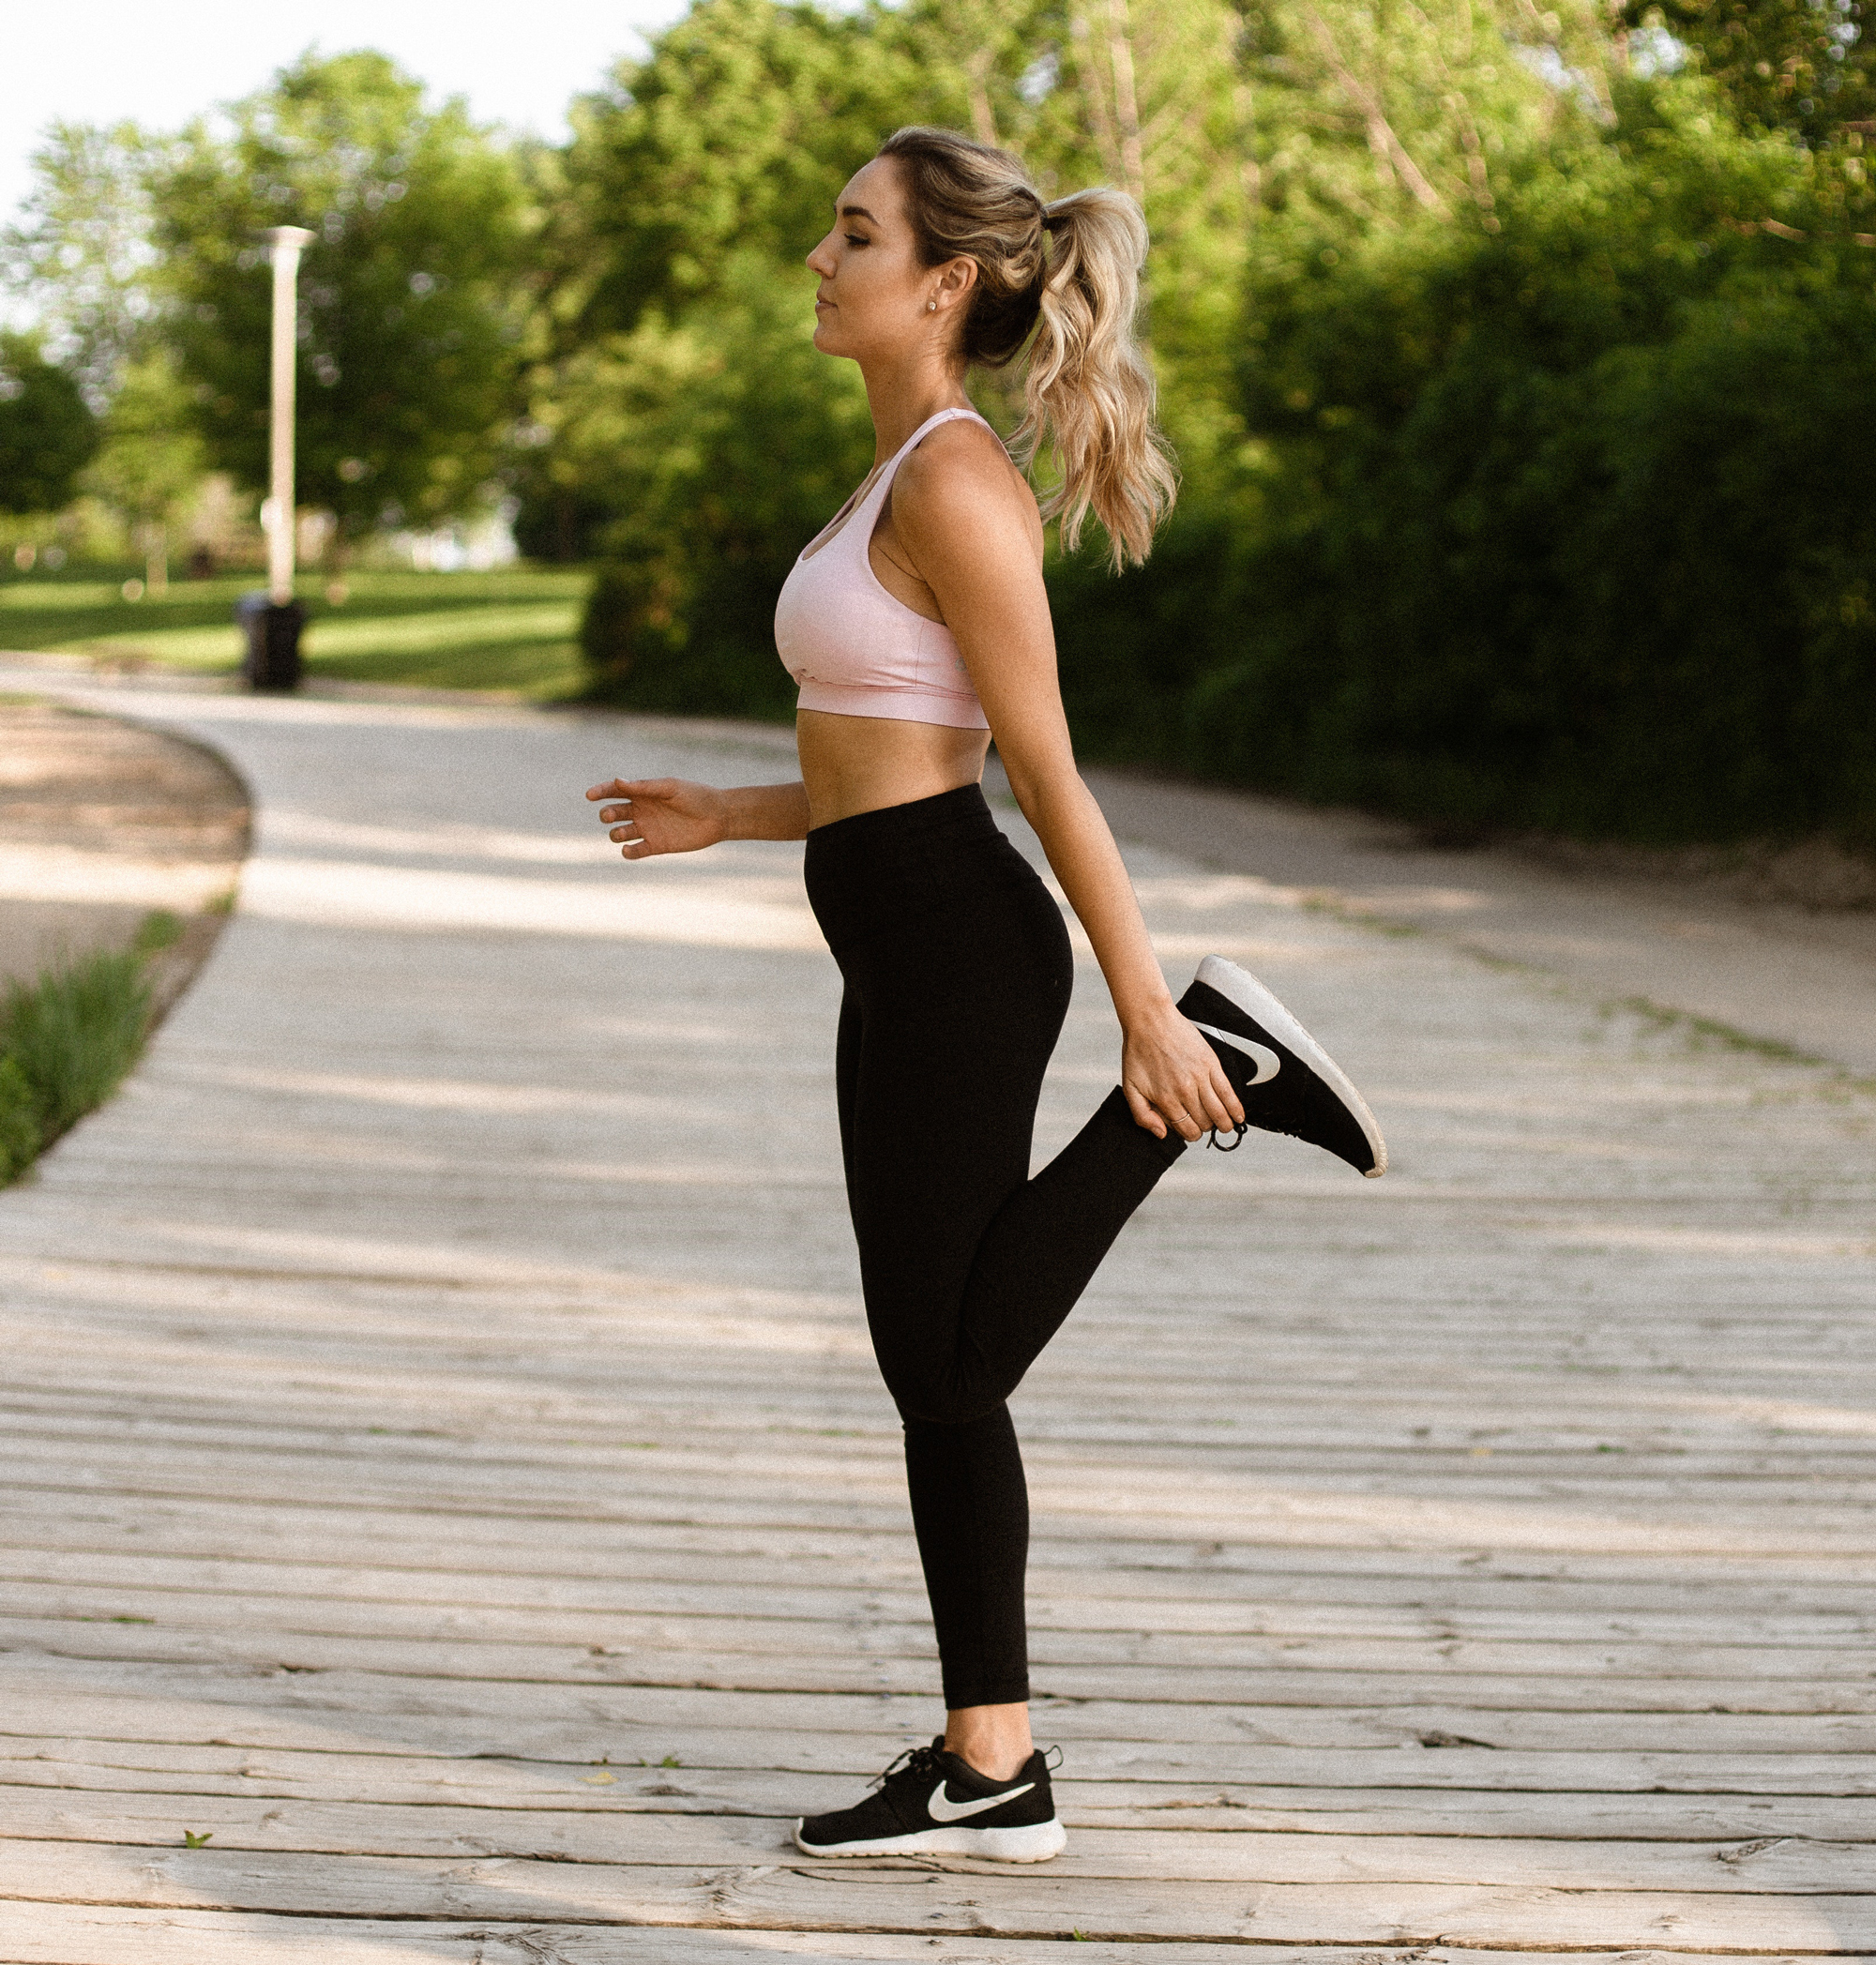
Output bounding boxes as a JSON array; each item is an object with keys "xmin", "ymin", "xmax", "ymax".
[
  {"xmin": 1120, "ymin": 998, "xmax": 1246, "ymax": 1142},
  {"xmin": 585, "ymin": 777, "xmax": 728, "ymax": 859}
]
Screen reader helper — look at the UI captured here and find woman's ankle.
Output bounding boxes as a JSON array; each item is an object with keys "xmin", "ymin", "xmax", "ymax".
[{"xmin": 944, "ymin": 1701, "xmax": 1034, "ymax": 1782}]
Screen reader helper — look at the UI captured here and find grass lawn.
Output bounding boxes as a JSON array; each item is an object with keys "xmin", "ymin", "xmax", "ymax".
[{"xmin": 0, "ymin": 565, "xmax": 589, "ymax": 700}]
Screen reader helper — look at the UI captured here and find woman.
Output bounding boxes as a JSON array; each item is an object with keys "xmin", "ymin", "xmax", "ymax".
[{"xmin": 587, "ymin": 126, "xmax": 1385, "ymax": 1864}]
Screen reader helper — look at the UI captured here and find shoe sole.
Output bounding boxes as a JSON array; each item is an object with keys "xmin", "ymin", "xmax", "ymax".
[
  {"xmin": 793, "ymin": 1816, "xmax": 1067, "ymax": 1862},
  {"xmin": 1196, "ymin": 955, "xmax": 1388, "ymax": 1177}
]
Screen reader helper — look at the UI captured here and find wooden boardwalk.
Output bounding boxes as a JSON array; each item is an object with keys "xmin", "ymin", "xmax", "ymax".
[{"xmin": 2, "ymin": 681, "xmax": 1873, "ymax": 1962}]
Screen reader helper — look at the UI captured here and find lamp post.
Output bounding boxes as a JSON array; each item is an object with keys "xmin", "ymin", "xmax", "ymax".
[{"xmin": 238, "ymin": 224, "xmax": 315, "ymax": 689}]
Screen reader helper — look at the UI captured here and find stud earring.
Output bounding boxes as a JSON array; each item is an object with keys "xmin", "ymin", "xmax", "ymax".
[{"xmin": 928, "ymin": 298, "xmax": 937, "ymax": 312}]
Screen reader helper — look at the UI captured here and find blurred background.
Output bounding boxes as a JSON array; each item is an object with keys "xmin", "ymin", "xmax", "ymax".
[{"xmin": 2, "ymin": 0, "xmax": 1871, "ymax": 858}]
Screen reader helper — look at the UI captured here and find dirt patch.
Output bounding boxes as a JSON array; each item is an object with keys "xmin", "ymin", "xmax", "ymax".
[
  {"xmin": 1497, "ymin": 831, "xmax": 1876, "ymax": 913},
  {"xmin": 0, "ymin": 699, "xmax": 250, "ymax": 1013}
]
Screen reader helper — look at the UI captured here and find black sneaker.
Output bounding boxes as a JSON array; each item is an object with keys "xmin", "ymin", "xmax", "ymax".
[
  {"xmin": 1178, "ymin": 955, "xmax": 1387, "ymax": 1177},
  {"xmin": 794, "ymin": 1737, "xmax": 1066, "ymax": 1862}
]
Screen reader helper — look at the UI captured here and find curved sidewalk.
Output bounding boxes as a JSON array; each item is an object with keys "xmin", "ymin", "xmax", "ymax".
[{"xmin": 1, "ymin": 672, "xmax": 1873, "ymax": 1960}]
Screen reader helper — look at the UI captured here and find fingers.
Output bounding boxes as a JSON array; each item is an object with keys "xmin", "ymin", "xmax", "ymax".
[
  {"xmin": 585, "ymin": 776, "xmax": 677, "ymax": 802},
  {"xmin": 1122, "ymin": 1082, "xmax": 1169, "ymax": 1140},
  {"xmin": 1199, "ymin": 1064, "xmax": 1243, "ymax": 1135},
  {"xmin": 609, "ymin": 813, "xmax": 651, "ymax": 858},
  {"xmin": 1125, "ymin": 1054, "xmax": 1244, "ymax": 1143},
  {"xmin": 1164, "ymin": 1099, "xmax": 1206, "ymax": 1143},
  {"xmin": 1130, "ymin": 1078, "xmax": 1203, "ymax": 1142},
  {"xmin": 1214, "ymin": 1062, "xmax": 1246, "ymax": 1129},
  {"xmin": 1175, "ymin": 1069, "xmax": 1240, "ymax": 1141}
]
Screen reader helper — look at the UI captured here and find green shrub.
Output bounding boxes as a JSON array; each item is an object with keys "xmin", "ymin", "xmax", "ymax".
[
  {"xmin": 1052, "ymin": 84, "xmax": 1876, "ymax": 846},
  {"xmin": 0, "ymin": 1058, "xmax": 40, "ymax": 1186},
  {"xmin": 0, "ymin": 331, "xmax": 99, "ymax": 517},
  {"xmin": 0, "ymin": 940, "xmax": 157, "ymax": 1185},
  {"xmin": 580, "ymin": 552, "xmax": 799, "ymax": 720},
  {"xmin": 558, "ymin": 251, "xmax": 874, "ymax": 717}
]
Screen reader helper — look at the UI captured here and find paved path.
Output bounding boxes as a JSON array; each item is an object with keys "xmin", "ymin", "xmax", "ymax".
[
  {"xmin": 2, "ymin": 673, "xmax": 1874, "ymax": 1960},
  {"xmin": 1074, "ymin": 768, "xmax": 1876, "ymax": 1080}
]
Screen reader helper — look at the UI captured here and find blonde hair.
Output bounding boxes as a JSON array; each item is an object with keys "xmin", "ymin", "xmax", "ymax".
[{"xmin": 877, "ymin": 126, "xmax": 1177, "ymax": 569}]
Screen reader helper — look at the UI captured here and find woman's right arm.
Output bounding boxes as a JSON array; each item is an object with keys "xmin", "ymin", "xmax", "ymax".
[{"xmin": 586, "ymin": 777, "xmax": 810, "ymax": 858}]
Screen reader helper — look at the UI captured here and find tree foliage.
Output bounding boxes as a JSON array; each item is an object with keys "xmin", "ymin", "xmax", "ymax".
[
  {"xmin": 1051, "ymin": 81, "xmax": 1876, "ymax": 843},
  {"xmin": 0, "ymin": 332, "xmax": 99, "ymax": 515},
  {"xmin": 80, "ymin": 352, "xmax": 207, "ymax": 576},
  {"xmin": 566, "ymin": 253, "xmax": 877, "ymax": 713},
  {"xmin": 1624, "ymin": 0, "xmax": 1875, "ymax": 147},
  {"xmin": 150, "ymin": 52, "xmax": 530, "ymax": 539},
  {"xmin": 0, "ymin": 122, "xmax": 160, "ymax": 408}
]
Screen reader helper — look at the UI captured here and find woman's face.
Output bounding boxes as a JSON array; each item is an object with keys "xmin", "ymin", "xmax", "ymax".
[{"xmin": 806, "ymin": 157, "xmax": 964, "ymax": 362}]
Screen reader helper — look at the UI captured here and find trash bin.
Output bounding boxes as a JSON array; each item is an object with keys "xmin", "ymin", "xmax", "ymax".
[{"xmin": 235, "ymin": 592, "xmax": 305, "ymax": 691}]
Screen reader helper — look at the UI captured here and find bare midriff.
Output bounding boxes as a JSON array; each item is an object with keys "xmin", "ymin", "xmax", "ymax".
[{"xmin": 797, "ymin": 708, "xmax": 992, "ymax": 830}]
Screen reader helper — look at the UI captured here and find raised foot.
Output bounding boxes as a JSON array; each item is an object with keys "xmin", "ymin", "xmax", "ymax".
[{"xmin": 1178, "ymin": 954, "xmax": 1387, "ymax": 1177}]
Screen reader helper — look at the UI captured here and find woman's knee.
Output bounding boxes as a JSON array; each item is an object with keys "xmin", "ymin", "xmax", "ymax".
[{"xmin": 881, "ymin": 1357, "xmax": 996, "ymax": 1428}]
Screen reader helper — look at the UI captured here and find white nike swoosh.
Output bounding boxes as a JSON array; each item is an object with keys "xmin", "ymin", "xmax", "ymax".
[
  {"xmin": 1191, "ymin": 1022, "xmax": 1282, "ymax": 1085},
  {"xmin": 928, "ymin": 1778, "xmax": 1034, "ymax": 1823}
]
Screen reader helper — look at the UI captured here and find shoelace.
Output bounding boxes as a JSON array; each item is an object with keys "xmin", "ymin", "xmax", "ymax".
[{"xmin": 870, "ymin": 1743, "xmax": 946, "ymax": 1791}]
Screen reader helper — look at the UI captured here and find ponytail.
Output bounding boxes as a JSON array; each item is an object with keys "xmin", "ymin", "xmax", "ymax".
[
  {"xmin": 1018, "ymin": 189, "xmax": 1176, "ymax": 568},
  {"xmin": 877, "ymin": 128, "xmax": 1177, "ymax": 568}
]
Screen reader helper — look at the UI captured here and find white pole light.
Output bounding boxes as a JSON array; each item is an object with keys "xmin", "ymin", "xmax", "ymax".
[{"xmin": 265, "ymin": 226, "xmax": 315, "ymax": 606}]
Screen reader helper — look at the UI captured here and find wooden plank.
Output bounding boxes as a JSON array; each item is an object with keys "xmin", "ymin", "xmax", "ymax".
[
  {"xmin": 7, "ymin": 1698, "xmax": 1873, "ymax": 1795},
  {"xmin": 6, "ymin": 1581, "xmax": 1872, "ymax": 1685},
  {"xmin": 1, "ymin": 1842, "xmax": 1869, "ymax": 1949},
  {"xmin": 3, "ymin": 1907, "xmax": 1806, "ymax": 1965},
  {"xmin": 11, "ymin": 1388, "xmax": 1876, "ymax": 1461},
  {"xmin": 7, "ymin": 1745, "xmax": 1871, "ymax": 1842},
  {"xmin": 5, "ymin": 1789, "xmax": 1872, "ymax": 1890},
  {"xmin": 16, "ymin": 1493, "xmax": 1876, "ymax": 1593},
  {"xmin": 8, "ymin": 1618, "xmax": 1875, "ymax": 1716},
  {"xmin": 10, "ymin": 1445, "xmax": 1876, "ymax": 1536},
  {"xmin": 9, "ymin": 1504, "xmax": 1876, "ymax": 1608},
  {"xmin": 8, "ymin": 1655, "xmax": 1875, "ymax": 1756},
  {"xmin": 9, "ymin": 1544, "xmax": 1870, "ymax": 1644},
  {"xmin": 10, "ymin": 1700, "xmax": 1873, "ymax": 1803},
  {"xmin": 7, "ymin": 1458, "xmax": 1872, "ymax": 1562}
]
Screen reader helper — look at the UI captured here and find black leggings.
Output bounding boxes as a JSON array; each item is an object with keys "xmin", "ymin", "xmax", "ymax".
[{"xmin": 804, "ymin": 784, "xmax": 1185, "ymax": 1708}]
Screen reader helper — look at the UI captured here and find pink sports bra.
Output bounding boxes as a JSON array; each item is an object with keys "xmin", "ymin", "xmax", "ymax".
[{"xmin": 774, "ymin": 407, "xmax": 991, "ymax": 731}]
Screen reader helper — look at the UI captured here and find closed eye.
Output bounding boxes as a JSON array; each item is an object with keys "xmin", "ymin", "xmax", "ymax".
[{"xmin": 844, "ymin": 233, "xmax": 870, "ymax": 247}]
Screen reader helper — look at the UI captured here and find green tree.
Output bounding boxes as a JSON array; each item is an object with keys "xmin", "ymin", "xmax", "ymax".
[
  {"xmin": 0, "ymin": 121, "xmax": 160, "ymax": 408},
  {"xmin": 0, "ymin": 332, "xmax": 99, "ymax": 515},
  {"xmin": 528, "ymin": 0, "xmax": 938, "ymax": 565},
  {"xmin": 558, "ymin": 0, "xmax": 929, "ymax": 341},
  {"xmin": 1623, "ymin": 0, "xmax": 1875, "ymax": 147},
  {"xmin": 151, "ymin": 51, "xmax": 530, "ymax": 552},
  {"xmin": 80, "ymin": 352, "xmax": 207, "ymax": 591}
]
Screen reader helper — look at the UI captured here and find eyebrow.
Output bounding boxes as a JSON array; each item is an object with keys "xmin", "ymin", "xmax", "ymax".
[{"xmin": 838, "ymin": 204, "xmax": 878, "ymax": 222}]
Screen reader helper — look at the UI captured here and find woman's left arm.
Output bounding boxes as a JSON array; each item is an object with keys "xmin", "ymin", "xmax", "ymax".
[{"xmin": 891, "ymin": 433, "xmax": 1242, "ymax": 1143}]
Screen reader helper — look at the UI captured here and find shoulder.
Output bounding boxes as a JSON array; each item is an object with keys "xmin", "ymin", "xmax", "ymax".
[{"xmin": 892, "ymin": 417, "xmax": 1039, "ymax": 547}]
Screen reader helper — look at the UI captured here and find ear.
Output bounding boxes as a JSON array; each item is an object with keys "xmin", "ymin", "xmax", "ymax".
[{"xmin": 933, "ymin": 256, "xmax": 978, "ymax": 310}]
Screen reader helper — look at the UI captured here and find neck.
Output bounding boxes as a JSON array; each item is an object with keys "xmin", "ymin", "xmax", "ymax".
[{"xmin": 860, "ymin": 346, "xmax": 973, "ymax": 463}]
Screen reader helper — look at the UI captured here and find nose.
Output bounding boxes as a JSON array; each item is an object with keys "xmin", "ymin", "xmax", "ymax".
[{"xmin": 806, "ymin": 232, "xmax": 836, "ymax": 278}]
